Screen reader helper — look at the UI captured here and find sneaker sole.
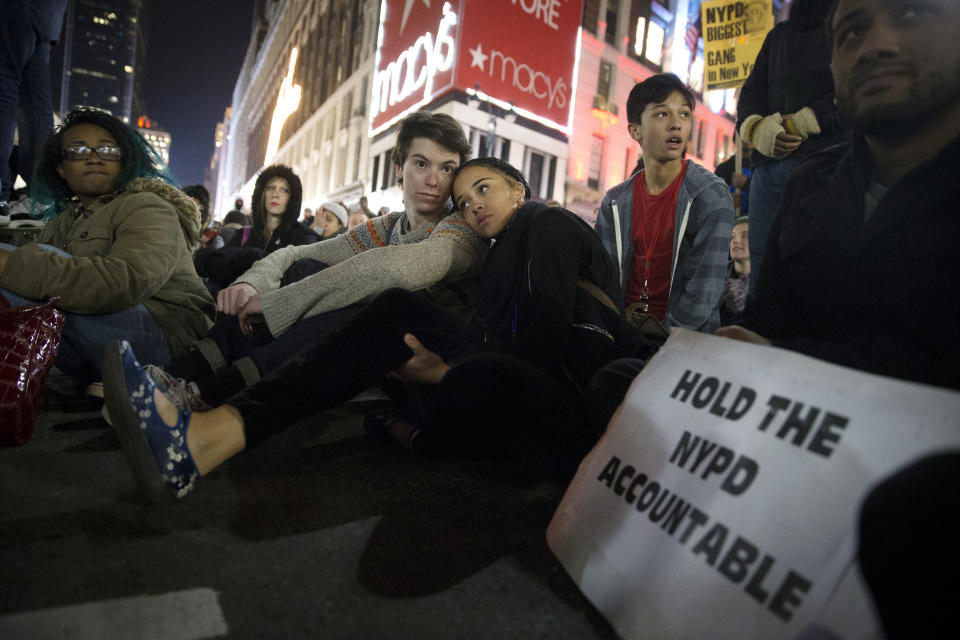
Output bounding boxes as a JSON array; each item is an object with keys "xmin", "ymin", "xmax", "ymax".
[{"xmin": 103, "ymin": 342, "xmax": 177, "ymax": 504}]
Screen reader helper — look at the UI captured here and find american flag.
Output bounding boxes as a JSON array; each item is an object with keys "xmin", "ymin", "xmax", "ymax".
[{"xmin": 685, "ymin": 14, "xmax": 702, "ymax": 55}]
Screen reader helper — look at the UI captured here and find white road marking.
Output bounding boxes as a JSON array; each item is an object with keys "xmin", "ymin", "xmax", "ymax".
[{"xmin": 0, "ymin": 587, "xmax": 228, "ymax": 640}]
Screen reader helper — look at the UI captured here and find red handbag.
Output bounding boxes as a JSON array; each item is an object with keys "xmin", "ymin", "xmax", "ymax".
[{"xmin": 0, "ymin": 295, "xmax": 65, "ymax": 445}]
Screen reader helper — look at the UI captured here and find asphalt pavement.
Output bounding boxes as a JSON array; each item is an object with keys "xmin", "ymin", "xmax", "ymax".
[{"xmin": 0, "ymin": 368, "xmax": 617, "ymax": 639}]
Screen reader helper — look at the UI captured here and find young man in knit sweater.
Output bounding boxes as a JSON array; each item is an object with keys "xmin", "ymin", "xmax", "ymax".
[{"xmin": 152, "ymin": 111, "xmax": 486, "ymax": 408}]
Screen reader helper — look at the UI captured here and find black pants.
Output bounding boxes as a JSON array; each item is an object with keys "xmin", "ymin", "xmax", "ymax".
[{"xmin": 230, "ymin": 288, "xmax": 597, "ymax": 479}]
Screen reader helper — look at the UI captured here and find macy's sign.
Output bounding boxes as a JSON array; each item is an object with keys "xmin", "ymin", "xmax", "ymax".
[
  {"xmin": 371, "ymin": 2, "xmax": 457, "ymax": 121},
  {"xmin": 488, "ymin": 49, "xmax": 568, "ymax": 109}
]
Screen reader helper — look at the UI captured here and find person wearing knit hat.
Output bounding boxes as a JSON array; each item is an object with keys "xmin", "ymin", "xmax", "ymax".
[{"xmin": 312, "ymin": 201, "xmax": 348, "ymax": 239}]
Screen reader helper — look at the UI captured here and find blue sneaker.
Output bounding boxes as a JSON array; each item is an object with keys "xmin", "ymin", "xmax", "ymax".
[{"xmin": 103, "ymin": 340, "xmax": 199, "ymax": 502}]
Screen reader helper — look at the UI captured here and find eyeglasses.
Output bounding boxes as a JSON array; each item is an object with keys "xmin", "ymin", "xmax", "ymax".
[{"xmin": 62, "ymin": 145, "xmax": 123, "ymax": 161}]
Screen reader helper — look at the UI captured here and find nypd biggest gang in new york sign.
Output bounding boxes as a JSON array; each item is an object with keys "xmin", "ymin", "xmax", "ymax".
[{"xmin": 370, "ymin": 0, "xmax": 584, "ymax": 136}]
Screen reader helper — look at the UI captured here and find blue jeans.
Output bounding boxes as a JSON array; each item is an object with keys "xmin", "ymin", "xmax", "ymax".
[
  {"xmin": 0, "ymin": 244, "xmax": 171, "ymax": 382},
  {"xmin": 0, "ymin": 16, "xmax": 54, "ymax": 199},
  {"xmin": 747, "ymin": 157, "xmax": 803, "ymax": 293}
]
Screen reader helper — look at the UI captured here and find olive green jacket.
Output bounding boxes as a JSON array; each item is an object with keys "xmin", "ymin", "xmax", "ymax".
[{"xmin": 0, "ymin": 178, "xmax": 216, "ymax": 357}]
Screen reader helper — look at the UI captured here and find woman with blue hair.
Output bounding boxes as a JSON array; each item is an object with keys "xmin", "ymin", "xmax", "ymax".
[{"xmin": 0, "ymin": 106, "xmax": 216, "ymax": 383}]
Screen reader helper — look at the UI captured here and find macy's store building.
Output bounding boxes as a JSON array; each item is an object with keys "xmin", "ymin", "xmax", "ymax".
[{"xmin": 366, "ymin": 0, "xmax": 736, "ymax": 224}]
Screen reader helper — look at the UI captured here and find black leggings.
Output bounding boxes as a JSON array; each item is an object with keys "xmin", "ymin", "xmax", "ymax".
[{"xmin": 230, "ymin": 288, "xmax": 597, "ymax": 478}]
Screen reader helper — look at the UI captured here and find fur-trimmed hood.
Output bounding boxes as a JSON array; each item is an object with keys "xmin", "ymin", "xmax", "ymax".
[{"xmin": 125, "ymin": 177, "xmax": 202, "ymax": 247}]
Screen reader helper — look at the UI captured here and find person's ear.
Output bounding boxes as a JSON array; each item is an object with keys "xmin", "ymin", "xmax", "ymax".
[
  {"xmin": 394, "ymin": 163, "xmax": 403, "ymax": 185},
  {"xmin": 56, "ymin": 164, "xmax": 65, "ymax": 179},
  {"xmin": 513, "ymin": 180, "xmax": 525, "ymax": 204},
  {"xmin": 628, "ymin": 122, "xmax": 643, "ymax": 145}
]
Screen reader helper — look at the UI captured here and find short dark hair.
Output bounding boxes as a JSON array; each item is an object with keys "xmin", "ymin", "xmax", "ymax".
[
  {"xmin": 32, "ymin": 106, "xmax": 173, "ymax": 217},
  {"xmin": 391, "ymin": 111, "xmax": 471, "ymax": 168},
  {"xmin": 626, "ymin": 74, "xmax": 696, "ymax": 125},
  {"xmin": 454, "ymin": 157, "xmax": 531, "ymax": 200}
]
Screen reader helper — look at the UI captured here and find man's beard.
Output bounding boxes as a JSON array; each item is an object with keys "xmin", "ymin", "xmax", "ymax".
[{"xmin": 838, "ymin": 67, "xmax": 960, "ymax": 140}]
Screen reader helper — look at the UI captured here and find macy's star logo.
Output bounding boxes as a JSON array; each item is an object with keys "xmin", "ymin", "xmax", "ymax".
[
  {"xmin": 468, "ymin": 43, "xmax": 488, "ymax": 72},
  {"xmin": 400, "ymin": 0, "xmax": 431, "ymax": 34}
]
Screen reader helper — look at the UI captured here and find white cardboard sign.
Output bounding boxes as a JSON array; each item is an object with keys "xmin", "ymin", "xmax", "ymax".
[{"xmin": 547, "ymin": 330, "xmax": 960, "ymax": 639}]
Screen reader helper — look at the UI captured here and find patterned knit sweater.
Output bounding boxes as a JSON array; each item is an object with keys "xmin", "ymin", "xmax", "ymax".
[{"xmin": 236, "ymin": 210, "xmax": 487, "ymax": 336}]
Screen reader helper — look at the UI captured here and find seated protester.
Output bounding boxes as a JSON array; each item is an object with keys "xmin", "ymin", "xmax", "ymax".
[
  {"xmin": 595, "ymin": 73, "xmax": 733, "ymax": 334},
  {"xmin": 718, "ymin": 0, "xmax": 960, "ymax": 391},
  {"xmin": 719, "ymin": 216, "xmax": 750, "ymax": 326},
  {"xmin": 310, "ymin": 201, "xmax": 348, "ymax": 239},
  {"xmin": 144, "ymin": 111, "xmax": 487, "ymax": 409},
  {"xmin": 0, "ymin": 106, "xmax": 215, "ymax": 382},
  {"xmin": 102, "ymin": 158, "xmax": 656, "ymax": 502},
  {"xmin": 347, "ymin": 208, "xmax": 369, "ymax": 230},
  {"xmin": 300, "ymin": 207, "xmax": 313, "ymax": 228},
  {"xmin": 193, "ymin": 164, "xmax": 318, "ymax": 293},
  {"xmin": 725, "ymin": 2, "xmax": 960, "ymax": 635},
  {"xmin": 182, "ymin": 184, "xmax": 219, "ymax": 252}
]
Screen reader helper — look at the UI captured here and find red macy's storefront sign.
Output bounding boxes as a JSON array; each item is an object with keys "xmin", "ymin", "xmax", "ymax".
[{"xmin": 370, "ymin": 0, "xmax": 584, "ymax": 136}]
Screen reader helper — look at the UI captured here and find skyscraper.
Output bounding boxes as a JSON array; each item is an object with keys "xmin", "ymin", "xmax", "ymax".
[{"xmin": 58, "ymin": 0, "xmax": 149, "ymax": 122}]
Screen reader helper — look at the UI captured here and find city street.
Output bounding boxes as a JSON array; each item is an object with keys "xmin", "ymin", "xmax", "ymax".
[{"xmin": 0, "ymin": 370, "xmax": 616, "ymax": 639}]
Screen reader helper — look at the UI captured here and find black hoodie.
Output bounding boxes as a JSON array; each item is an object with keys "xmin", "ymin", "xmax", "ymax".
[{"xmin": 195, "ymin": 164, "xmax": 318, "ymax": 288}]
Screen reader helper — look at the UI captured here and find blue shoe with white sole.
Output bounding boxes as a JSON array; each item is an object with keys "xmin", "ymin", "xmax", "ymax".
[{"xmin": 103, "ymin": 340, "xmax": 199, "ymax": 502}]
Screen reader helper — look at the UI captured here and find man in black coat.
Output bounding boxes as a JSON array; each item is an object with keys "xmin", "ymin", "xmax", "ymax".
[
  {"xmin": 718, "ymin": 1, "xmax": 960, "ymax": 635},
  {"xmin": 721, "ymin": 0, "xmax": 960, "ymax": 392}
]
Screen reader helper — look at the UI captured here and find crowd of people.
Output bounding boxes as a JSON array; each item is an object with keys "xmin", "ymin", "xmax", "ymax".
[{"xmin": 1, "ymin": 0, "xmax": 958, "ymax": 635}]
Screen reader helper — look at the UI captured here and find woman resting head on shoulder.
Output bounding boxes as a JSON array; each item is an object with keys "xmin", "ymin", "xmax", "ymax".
[{"xmin": 0, "ymin": 106, "xmax": 216, "ymax": 382}]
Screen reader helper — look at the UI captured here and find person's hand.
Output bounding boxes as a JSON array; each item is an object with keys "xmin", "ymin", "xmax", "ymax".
[
  {"xmin": 236, "ymin": 294, "xmax": 263, "ymax": 336},
  {"xmin": 217, "ymin": 282, "xmax": 258, "ymax": 316},
  {"xmin": 391, "ymin": 333, "xmax": 451, "ymax": 385},
  {"xmin": 715, "ymin": 325, "xmax": 771, "ymax": 345},
  {"xmin": 773, "ymin": 131, "xmax": 802, "ymax": 157},
  {"xmin": 731, "ymin": 191, "xmax": 743, "ymax": 211},
  {"xmin": 0, "ymin": 247, "xmax": 10, "ymax": 276},
  {"xmin": 731, "ymin": 172, "xmax": 748, "ymax": 189}
]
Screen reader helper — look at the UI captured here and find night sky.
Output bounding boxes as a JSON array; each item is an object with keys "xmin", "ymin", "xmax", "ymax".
[{"xmin": 141, "ymin": 0, "xmax": 256, "ymax": 186}]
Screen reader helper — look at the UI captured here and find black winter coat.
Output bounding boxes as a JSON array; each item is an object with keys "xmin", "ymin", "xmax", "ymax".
[{"xmin": 742, "ymin": 135, "xmax": 960, "ymax": 390}]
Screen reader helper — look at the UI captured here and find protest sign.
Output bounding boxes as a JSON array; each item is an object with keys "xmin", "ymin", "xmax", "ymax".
[
  {"xmin": 700, "ymin": 0, "xmax": 774, "ymax": 90},
  {"xmin": 548, "ymin": 330, "xmax": 960, "ymax": 639}
]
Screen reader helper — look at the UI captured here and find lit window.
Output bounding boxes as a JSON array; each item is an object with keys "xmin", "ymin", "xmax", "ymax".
[
  {"xmin": 634, "ymin": 18, "xmax": 645, "ymax": 57},
  {"xmin": 645, "ymin": 22, "xmax": 664, "ymax": 65}
]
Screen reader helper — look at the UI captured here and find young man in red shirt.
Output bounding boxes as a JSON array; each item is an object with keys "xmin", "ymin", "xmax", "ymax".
[{"xmin": 595, "ymin": 74, "xmax": 733, "ymax": 334}]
